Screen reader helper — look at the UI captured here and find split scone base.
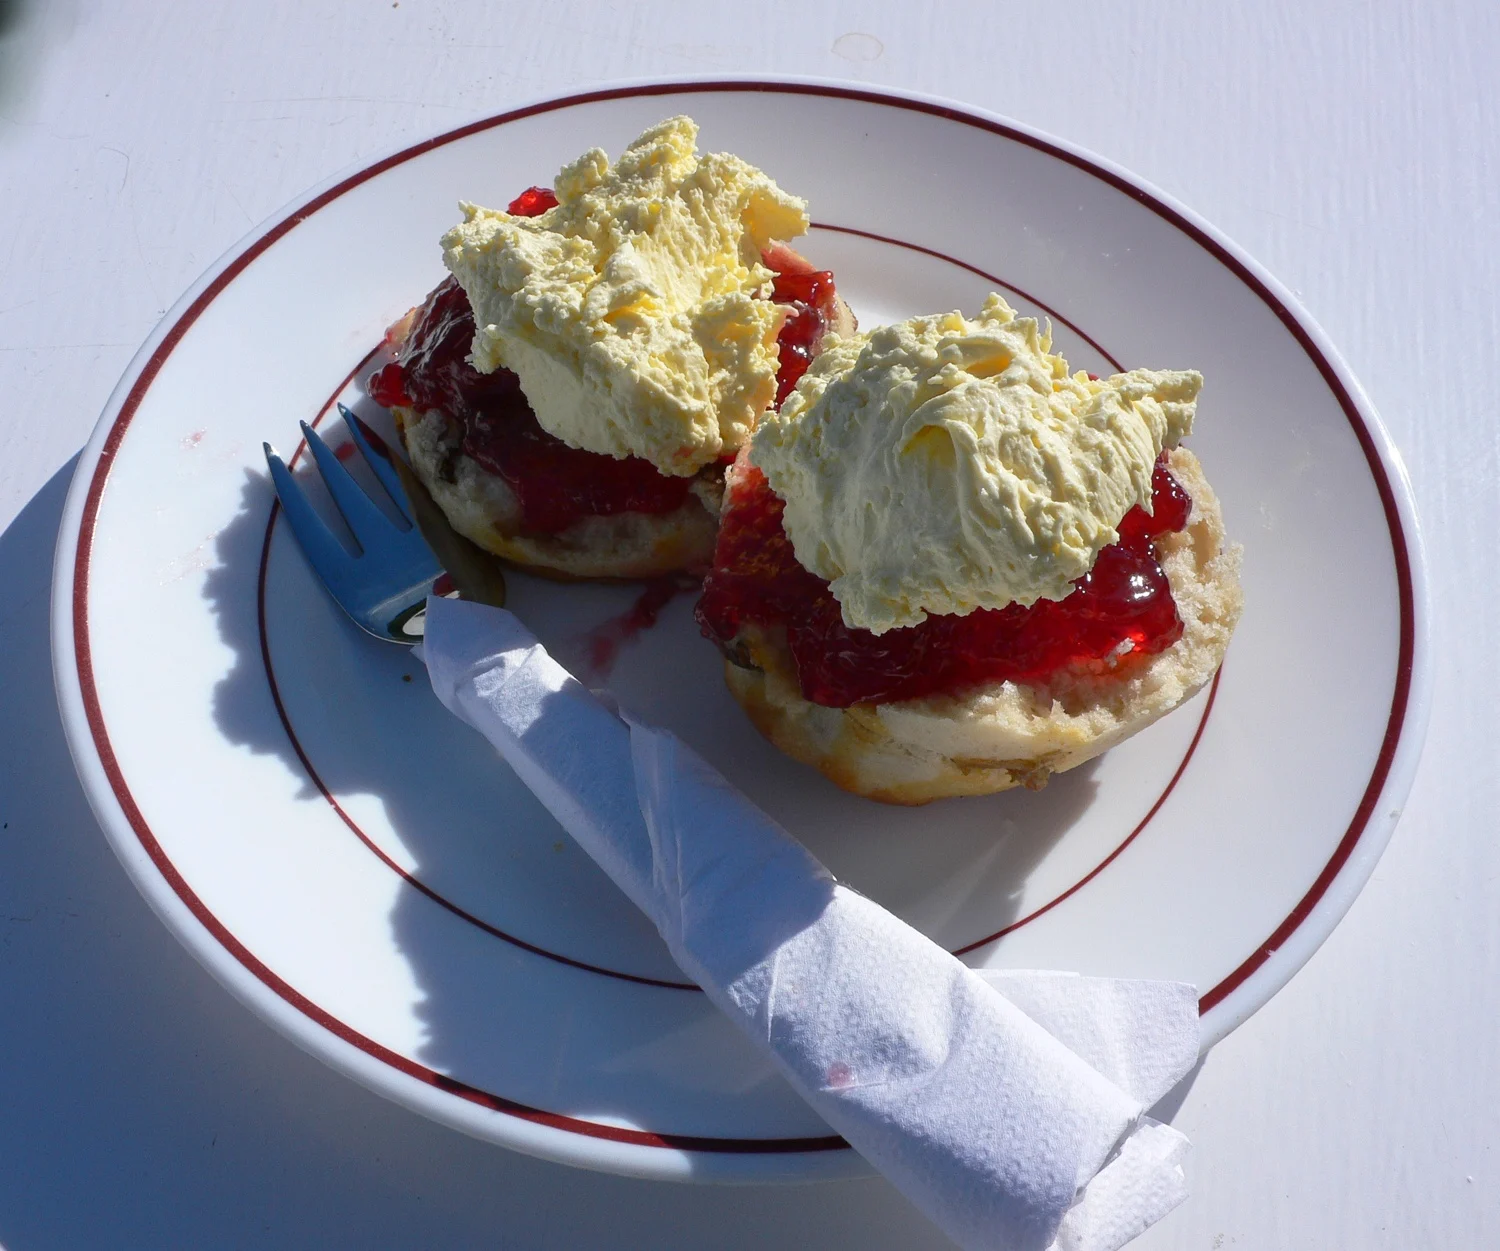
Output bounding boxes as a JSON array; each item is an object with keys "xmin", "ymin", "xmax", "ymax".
[
  {"xmin": 395, "ymin": 406, "xmax": 723, "ymax": 580},
  {"xmin": 722, "ymin": 447, "xmax": 1244, "ymax": 805}
]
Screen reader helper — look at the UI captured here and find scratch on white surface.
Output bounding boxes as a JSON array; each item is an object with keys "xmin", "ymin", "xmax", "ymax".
[
  {"xmin": 0, "ymin": 221, "xmax": 19, "ymax": 285},
  {"xmin": 1258, "ymin": 205, "xmax": 1329, "ymax": 236},
  {"xmin": 125, "ymin": 161, "xmax": 163, "ymax": 307},
  {"xmin": 0, "ymin": 114, "xmax": 92, "ymax": 142},
  {"xmin": 0, "ymin": 342, "xmax": 133, "ymax": 351},
  {"xmin": 97, "ymin": 143, "xmax": 131, "ymax": 191},
  {"xmin": 159, "ymin": 536, "xmax": 217, "ymax": 584},
  {"xmin": 654, "ymin": 42, "xmax": 736, "ymax": 64},
  {"xmin": 219, "ymin": 179, "xmax": 255, "ymax": 227},
  {"xmin": 242, "ymin": 94, "xmax": 468, "ymax": 109}
]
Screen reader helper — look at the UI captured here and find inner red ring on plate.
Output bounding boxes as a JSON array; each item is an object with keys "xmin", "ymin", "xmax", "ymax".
[
  {"xmin": 258, "ymin": 241, "xmax": 1217, "ymax": 988},
  {"xmin": 68, "ymin": 81, "xmax": 1417, "ymax": 1154}
]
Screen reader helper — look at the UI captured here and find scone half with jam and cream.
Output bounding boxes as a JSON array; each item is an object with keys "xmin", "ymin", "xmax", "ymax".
[
  {"xmin": 694, "ymin": 294, "xmax": 1243, "ymax": 804},
  {"xmin": 368, "ymin": 116, "xmax": 855, "ymax": 580}
]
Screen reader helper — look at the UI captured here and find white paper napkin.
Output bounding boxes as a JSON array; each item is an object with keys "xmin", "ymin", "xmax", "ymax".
[{"xmin": 419, "ymin": 597, "xmax": 1199, "ymax": 1251}]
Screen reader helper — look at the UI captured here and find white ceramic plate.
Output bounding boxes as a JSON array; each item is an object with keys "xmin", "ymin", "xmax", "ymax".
[{"xmin": 53, "ymin": 80, "xmax": 1430, "ymax": 1182}]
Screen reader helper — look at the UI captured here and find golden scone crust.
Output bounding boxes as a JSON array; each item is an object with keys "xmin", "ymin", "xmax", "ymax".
[{"xmin": 721, "ymin": 447, "xmax": 1243, "ymax": 804}]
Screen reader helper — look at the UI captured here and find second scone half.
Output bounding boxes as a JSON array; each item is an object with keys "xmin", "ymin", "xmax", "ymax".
[{"xmin": 695, "ymin": 295, "xmax": 1243, "ymax": 804}]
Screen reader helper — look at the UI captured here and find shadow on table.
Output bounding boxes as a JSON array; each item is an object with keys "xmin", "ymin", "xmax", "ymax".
[
  {"xmin": 0, "ymin": 460, "xmax": 522, "ymax": 1245},
  {"xmin": 0, "ymin": 0, "xmax": 28, "ymax": 38},
  {"xmin": 1149, "ymin": 1056, "xmax": 1204, "ymax": 1123},
  {"xmin": 0, "ymin": 0, "xmax": 46, "ymax": 113}
]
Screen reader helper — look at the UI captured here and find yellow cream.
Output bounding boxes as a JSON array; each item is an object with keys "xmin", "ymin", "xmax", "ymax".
[
  {"xmin": 750, "ymin": 294, "xmax": 1201, "ymax": 634},
  {"xmin": 440, "ymin": 116, "xmax": 808, "ymax": 476}
]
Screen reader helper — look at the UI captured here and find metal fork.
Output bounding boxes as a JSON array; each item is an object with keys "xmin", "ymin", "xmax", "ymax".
[{"xmin": 263, "ymin": 403, "xmax": 505, "ymax": 642}]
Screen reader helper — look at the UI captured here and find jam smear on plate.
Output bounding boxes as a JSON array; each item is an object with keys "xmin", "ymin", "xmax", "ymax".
[
  {"xmin": 368, "ymin": 189, "xmax": 835, "ymax": 534},
  {"xmin": 695, "ymin": 453, "xmax": 1192, "ymax": 707},
  {"xmin": 578, "ymin": 576, "xmax": 695, "ymax": 679}
]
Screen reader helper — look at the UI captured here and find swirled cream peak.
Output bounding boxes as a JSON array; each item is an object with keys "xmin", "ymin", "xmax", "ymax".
[
  {"xmin": 440, "ymin": 116, "xmax": 808, "ymax": 476},
  {"xmin": 750, "ymin": 294, "xmax": 1201, "ymax": 633}
]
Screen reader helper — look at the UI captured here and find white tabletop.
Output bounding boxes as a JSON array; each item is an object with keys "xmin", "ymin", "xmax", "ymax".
[{"xmin": 1, "ymin": 1, "xmax": 1493, "ymax": 1246}]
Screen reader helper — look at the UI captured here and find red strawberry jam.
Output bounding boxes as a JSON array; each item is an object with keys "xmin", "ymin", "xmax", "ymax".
[
  {"xmin": 368, "ymin": 188, "xmax": 835, "ymax": 534},
  {"xmin": 507, "ymin": 185, "xmax": 558, "ymax": 215},
  {"xmin": 695, "ymin": 454, "xmax": 1192, "ymax": 707},
  {"xmin": 768, "ymin": 266, "xmax": 839, "ymax": 405}
]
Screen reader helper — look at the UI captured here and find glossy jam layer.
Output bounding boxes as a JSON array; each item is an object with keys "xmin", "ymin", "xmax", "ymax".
[
  {"xmin": 507, "ymin": 185, "xmax": 558, "ymax": 215},
  {"xmin": 368, "ymin": 190, "xmax": 836, "ymax": 535},
  {"xmin": 769, "ymin": 267, "xmax": 838, "ymax": 405},
  {"xmin": 695, "ymin": 454, "xmax": 1192, "ymax": 707}
]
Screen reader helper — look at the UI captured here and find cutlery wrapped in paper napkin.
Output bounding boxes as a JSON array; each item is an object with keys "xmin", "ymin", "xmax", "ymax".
[{"xmin": 419, "ymin": 597, "xmax": 1199, "ymax": 1251}]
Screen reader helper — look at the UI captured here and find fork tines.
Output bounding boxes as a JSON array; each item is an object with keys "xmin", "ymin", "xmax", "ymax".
[{"xmin": 263, "ymin": 405, "xmax": 443, "ymax": 642}]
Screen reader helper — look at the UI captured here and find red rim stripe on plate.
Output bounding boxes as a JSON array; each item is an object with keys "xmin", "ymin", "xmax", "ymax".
[
  {"xmin": 70, "ymin": 81, "xmax": 1416, "ymax": 1151},
  {"xmin": 814, "ymin": 223, "xmax": 1123, "ymax": 371},
  {"xmin": 954, "ymin": 667, "xmax": 1222, "ymax": 956}
]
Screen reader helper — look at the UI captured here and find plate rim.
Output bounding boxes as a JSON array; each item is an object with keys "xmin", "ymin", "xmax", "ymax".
[{"xmin": 49, "ymin": 74, "xmax": 1433, "ymax": 1181}]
